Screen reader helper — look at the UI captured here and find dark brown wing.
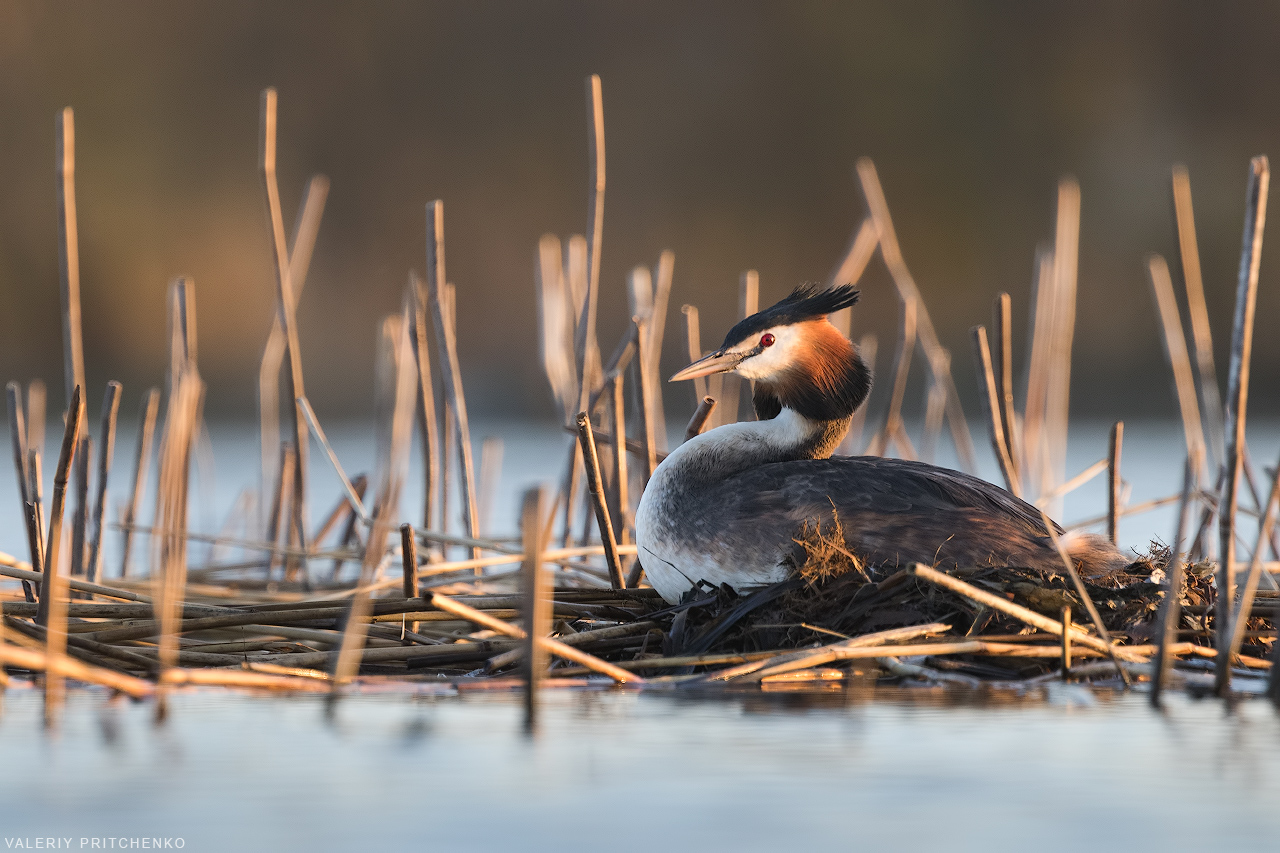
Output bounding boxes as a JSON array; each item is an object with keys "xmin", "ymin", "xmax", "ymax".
[{"xmin": 706, "ymin": 456, "xmax": 1065, "ymax": 571}]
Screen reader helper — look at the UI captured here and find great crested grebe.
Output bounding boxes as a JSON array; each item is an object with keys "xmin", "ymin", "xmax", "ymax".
[{"xmin": 634, "ymin": 283, "xmax": 1128, "ymax": 605}]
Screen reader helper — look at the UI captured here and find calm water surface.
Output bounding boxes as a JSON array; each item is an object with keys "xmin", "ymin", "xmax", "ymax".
[{"xmin": 1, "ymin": 685, "xmax": 1278, "ymax": 852}]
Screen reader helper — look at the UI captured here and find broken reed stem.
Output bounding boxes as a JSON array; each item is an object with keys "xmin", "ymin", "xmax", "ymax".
[
  {"xmin": 56, "ymin": 108, "xmax": 86, "ymax": 419},
  {"xmin": 38, "ymin": 385, "xmax": 82, "ymax": 727},
  {"xmin": 425, "ymin": 206, "xmax": 481, "ymax": 560},
  {"xmin": 825, "ymin": 217, "xmax": 879, "ymax": 299},
  {"xmin": 576, "ymin": 413, "xmax": 626, "ymax": 589},
  {"xmin": 632, "ymin": 314, "xmax": 659, "ymax": 481},
  {"xmin": 265, "ymin": 442, "xmax": 296, "ymax": 579},
  {"xmin": 709, "ymin": 622, "xmax": 951, "ymax": 682},
  {"xmin": 259, "ymin": 88, "xmax": 311, "ymax": 582},
  {"xmin": 85, "ymin": 381, "xmax": 121, "ymax": 584},
  {"xmin": 646, "ymin": 250, "xmax": 675, "ymax": 450},
  {"xmin": 329, "ymin": 497, "xmax": 395, "ymax": 691},
  {"xmin": 409, "ymin": 272, "xmax": 440, "ymax": 544},
  {"xmin": 521, "ymin": 487, "xmax": 551, "ymax": 730},
  {"xmin": 1108, "ymin": 421, "xmax": 1124, "ymax": 545},
  {"xmin": 1147, "ymin": 255, "xmax": 1208, "ymax": 469},
  {"xmin": 910, "ymin": 564, "xmax": 1142, "ymax": 661},
  {"xmin": 1023, "ymin": 245, "xmax": 1055, "ymax": 497},
  {"xmin": 7, "ymin": 383, "xmax": 36, "ymax": 601},
  {"xmin": 993, "ymin": 293, "xmax": 1020, "ymax": 481},
  {"xmin": 575, "ymin": 74, "xmax": 606, "ymax": 418},
  {"xmin": 856, "ymin": 158, "xmax": 977, "ymax": 472},
  {"xmin": 970, "ymin": 326, "xmax": 1020, "ymax": 497},
  {"xmin": 1039, "ymin": 510, "xmax": 1131, "ymax": 686},
  {"xmin": 70, "ymin": 435, "xmax": 91, "ymax": 580},
  {"xmin": 874, "ymin": 293, "xmax": 916, "ymax": 457},
  {"xmin": 1043, "ymin": 179, "xmax": 1081, "ymax": 514},
  {"xmin": 1172, "ymin": 165, "xmax": 1225, "ymax": 471},
  {"xmin": 152, "ymin": 375, "xmax": 203, "ymax": 718},
  {"xmin": 258, "ymin": 175, "xmax": 329, "ymax": 532},
  {"xmin": 477, "ymin": 437, "xmax": 502, "ymax": 536},
  {"xmin": 1152, "ymin": 452, "xmax": 1201, "ymax": 705},
  {"xmin": 681, "ymin": 304, "xmax": 708, "ymax": 403},
  {"xmin": 120, "ymin": 388, "xmax": 160, "ymax": 578},
  {"xmin": 400, "ymin": 523, "xmax": 418, "ymax": 599},
  {"xmin": 1217, "ymin": 155, "xmax": 1269, "ymax": 697},
  {"xmin": 684, "ymin": 396, "xmax": 717, "ymax": 442}
]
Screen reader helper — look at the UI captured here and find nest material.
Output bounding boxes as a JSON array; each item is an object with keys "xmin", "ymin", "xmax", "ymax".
[{"xmin": 663, "ymin": 532, "xmax": 1276, "ymax": 679}]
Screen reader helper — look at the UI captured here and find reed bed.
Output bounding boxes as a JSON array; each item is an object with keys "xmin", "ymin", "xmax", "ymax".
[{"xmin": 1, "ymin": 80, "xmax": 1277, "ymax": 731}]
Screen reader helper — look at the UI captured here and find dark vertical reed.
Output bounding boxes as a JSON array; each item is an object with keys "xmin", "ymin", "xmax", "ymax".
[
  {"xmin": 85, "ymin": 382, "xmax": 120, "ymax": 583},
  {"xmin": 1151, "ymin": 452, "xmax": 1199, "ymax": 706},
  {"xmin": 575, "ymin": 75, "xmax": 606, "ymax": 417},
  {"xmin": 265, "ymin": 442, "xmax": 295, "ymax": 580},
  {"xmin": 1107, "ymin": 422, "xmax": 1124, "ymax": 545},
  {"xmin": 1216, "ymin": 156, "xmax": 1269, "ymax": 697},
  {"xmin": 521, "ymin": 486, "xmax": 551, "ymax": 731},
  {"xmin": 400, "ymin": 523, "xmax": 418, "ymax": 599},
  {"xmin": 39, "ymin": 386, "xmax": 82, "ymax": 728},
  {"xmin": 610, "ymin": 377, "xmax": 629, "ymax": 542},
  {"xmin": 120, "ymin": 388, "xmax": 160, "ymax": 577},
  {"xmin": 1225, "ymin": 454, "xmax": 1280, "ymax": 667},
  {"xmin": 576, "ymin": 413, "xmax": 626, "ymax": 589},
  {"xmin": 7, "ymin": 384, "xmax": 36, "ymax": 601},
  {"xmin": 70, "ymin": 436, "xmax": 91, "ymax": 581}
]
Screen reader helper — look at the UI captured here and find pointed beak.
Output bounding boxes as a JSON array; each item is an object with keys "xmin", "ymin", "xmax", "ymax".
[{"xmin": 669, "ymin": 349, "xmax": 742, "ymax": 382}]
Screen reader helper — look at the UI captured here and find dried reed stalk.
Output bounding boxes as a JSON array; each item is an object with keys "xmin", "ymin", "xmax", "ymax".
[
  {"xmin": 1043, "ymin": 179, "xmax": 1080, "ymax": 514},
  {"xmin": 870, "ymin": 294, "xmax": 915, "ymax": 458},
  {"xmin": 575, "ymin": 75, "xmax": 606, "ymax": 418},
  {"xmin": 259, "ymin": 88, "xmax": 311, "ymax": 580},
  {"xmin": 85, "ymin": 381, "xmax": 121, "ymax": 584},
  {"xmin": 970, "ymin": 326, "xmax": 1020, "ymax": 496},
  {"xmin": 993, "ymin": 293, "xmax": 1020, "ymax": 480},
  {"xmin": 120, "ymin": 388, "xmax": 160, "ymax": 578},
  {"xmin": 56, "ymin": 108, "xmax": 85, "ymax": 418},
  {"xmin": 610, "ymin": 377, "xmax": 630, "ymax": 542},
  {"xmin": 38, "ymin": 385, "xmax": 83, "ymax": 727},
  {"xmin": 7, "ymin": 383, "xmax": 36, "ymax": 601},
  {"xmin": 69, "ymin": 435, "xmax": 91, "ymax": 580},
  {"xmin": 825, "ymin": 218, "xmax": 879, "ymax": 337},
  {"xmin": 1108, "ymin": 422, "xmax": 1124, "ymax": 545},
  {"xmin": 1171, "ymin": 166, "xmax": 1225, "ymax": 470},
  {"xmin": 856, "ymin": 158, "xmax": 976, "ymax": 472},
  {"xmin": 536, "ymin": 235, "xmax": 577, "ymax": 420},
  {"xmin": 152, "ymin": 375, "xmax": 203, "ymax": 718},
  {"xmin": 264, "ymin": 442, "xmax": 295, "ymax": 579},
  {"xmin": 1226, "ymin": 452, "xmax": 1280, "ymax": 668},
  {"xmin": 425, "ymin": 205, "xmax": 480, "ymax": 560},
  {"xmin": 26, "ymin": 380, "xmax": 45, "ymax": 462},
  {"xmin": 684, "ymin": 396, "xmax": 717, "ymax": 442},
  {"xmin": 429, "ymin": 592, "xmax": 642, "ymax": 683},
  {"xmin": 400, "ymin": 523, "xmax": 418, "ymax": 599},
  {"xmin": 710, "ymin": 622, "xmax": 951, "ymax": 682},
  {"xmin": 478, "ymin": 437, "xmax": 503, "ymax": 536},
  {"xmin": 681, "ymin": 304, "xmax": 708, "ymax": 403},
  {"xmin": 1217, "ymin": 156, "xmax": 1269, "ymax": 697},
  {"xmin": 1147, "ymin": 255, "xmax": 1207, "ymax": 469},
  {"xmin": 408, "ymin": 272, "xmax": 440, "ymax": 544},
  {"xmin": 647, "ymin": 250, "xmax": 675, "ymax": 447},
  {"xmin": 1023, "ymin": 245, "xmax": 1056, "ymax": 499},
  {"xmin": 0, "ymin": 642, "xmax": 152, "ymax": 698},
  {"xmin": 259, "ymin": 175, "xmax": 329, "ymax": 530},
  {"xmin": 520, "ymin": 487, "xmax": 551, "ymax": 728}
]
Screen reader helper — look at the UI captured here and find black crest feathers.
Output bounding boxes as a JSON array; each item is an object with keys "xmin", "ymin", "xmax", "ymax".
[{"xmin": 720, "ymin": 283, "xmax": 860, "ymax": 349}]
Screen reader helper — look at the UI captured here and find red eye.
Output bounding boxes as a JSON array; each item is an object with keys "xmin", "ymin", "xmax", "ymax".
[{"xmin": 760, "ymin": 333, "xmax": 775, "ymax": 348}]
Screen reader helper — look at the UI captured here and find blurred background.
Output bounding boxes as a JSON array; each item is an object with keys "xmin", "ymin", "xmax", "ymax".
[{"xmin": 2, "ymin": 1, "xmax": 1279, "ymax": 424}]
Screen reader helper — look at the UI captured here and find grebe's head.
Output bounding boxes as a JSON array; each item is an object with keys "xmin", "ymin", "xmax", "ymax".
[{"xmin": 671, "ymin": 283, "xmax": 871, "ymax": 422}]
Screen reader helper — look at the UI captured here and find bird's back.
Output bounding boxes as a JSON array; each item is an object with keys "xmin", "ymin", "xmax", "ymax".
[{"xmin": 639, "ymin": 453, "xmax": 1129, "ymax": 603}]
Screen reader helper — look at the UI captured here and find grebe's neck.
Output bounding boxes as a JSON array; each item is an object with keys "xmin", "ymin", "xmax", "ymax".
[{"xmin": 654, "ymin": 408, "xmax": 849, "ymax": 490}]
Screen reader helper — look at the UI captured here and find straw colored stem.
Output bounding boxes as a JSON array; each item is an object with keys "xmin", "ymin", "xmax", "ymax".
[
  {"xmin": 0, "ymin": 641, "xmax": 152, "ymax": 698},
  {"xmin": 1171, "ymin": 166, "xmax": 1225, "ymax": 470},
  {"xmin": 576, "ymin": 413, "xmax": 626, "ymax": 589},
  {"xmin": 575, "ymin": 75, "xmax": 606, "ymax": 417},
  {"xmin": 1147, "ymin": 255, "xmax": 1207, "ymax": 468},
  {"xmin": 521, "ymin": 487, "xmax": 551, "ymax": 728},
  {"xmin": 258, "ymin": 88, "xmax": 311, "ymax": 581},
  {"xmin": 856, "ymin": 158, "xmax": 976, "ymax": 472},
  {"xmin": 610, "ymin": 377, "xmax": 629, "ymax": 541},
  {"xmin": 993, "ymin": 293, "xmax": 1020, "ymax": 479},
  {"xmin": 1107, "ymin": 422, "xmax": 1124, "ymax": 545},
  {"xmin": 1217, "ymin": 156, "xmax": 1269, "ymax": 697},
  {"xmin": 38, "ymin": 385, "xmax": 82, "ymax": 726},
  {"xmin": 710, "ymin": 622, "xmax": 952, "ymax": 682},
  {"xmin": 425, "ymin": 206, "xmax": 481, "ymax": 560},
  {"xmin": 682, "ymin": 304, "xmax": 708, "ymax": 403},
  {"xmin": 408, "ymin": 272, "xmax": 440, "ymax": 541},
  {"xmin": 970, "ymin": 326, "xmax": 1020, "ymax": 496},
  {"xmin": 264, "ymin": 442, "xmax": 295, "ymax": 579},
  {"xmin": 1226, "ymin": 452, "xmax": 1280, "ymax": 667},
  {"xmin": 56, "ymin": 108, "xmax": 85, "ymax": 414}
]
